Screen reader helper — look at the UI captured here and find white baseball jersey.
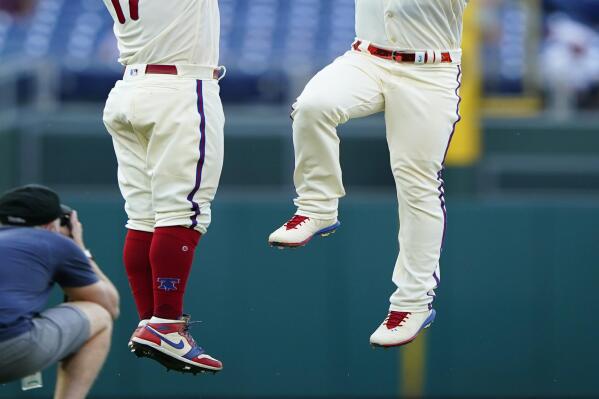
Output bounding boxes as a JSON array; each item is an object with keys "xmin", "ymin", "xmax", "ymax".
[
  {"xmin": 103, "ymin": 0, "xmax": 220, "ymax": 67},
  {"xmin": 355, "ymin": 0, "xmax": 468, "ymax": 50}
]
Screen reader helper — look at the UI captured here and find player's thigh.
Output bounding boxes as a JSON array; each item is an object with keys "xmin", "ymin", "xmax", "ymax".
[
  {"xmin": 293, "ymin": 51, "xmax": 385, "ymax": 122},
  {"xmin": 142, "ymin": 78, "xmax": 224, "ymax": 230},
  {"xmin": 103, "ymin": 83, "xmax": 153, "ymax": 228},
  {"xmin": 384, "ymin": 64, "xmax": 462, "ymax": 164}
]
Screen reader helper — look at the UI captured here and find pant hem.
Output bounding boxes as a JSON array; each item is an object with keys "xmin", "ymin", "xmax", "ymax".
[
  {"xmin": 389, "ymin": 303, "xmax": 432, "ymax": 313},
  {"xmin": 295, "ymin": 209, "xmax": 338, "ymax": 220},
  {"xmin": 154, "ymin": 221, "xmax": 208, "ymax": 235},
  {"xmin": 126, "ymin": 222, "xmax": 155, "ymax": 233}
]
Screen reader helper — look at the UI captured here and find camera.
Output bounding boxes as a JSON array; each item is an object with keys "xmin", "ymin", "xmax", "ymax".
[{"xmin": 60, "ymin": 204, "xmax": 73, "ymax": 231}]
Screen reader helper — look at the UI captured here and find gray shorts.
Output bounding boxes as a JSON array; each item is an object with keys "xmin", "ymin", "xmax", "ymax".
[{"xmin": 0, "ymin": 304, "xmax": 90, "ymax": 383}]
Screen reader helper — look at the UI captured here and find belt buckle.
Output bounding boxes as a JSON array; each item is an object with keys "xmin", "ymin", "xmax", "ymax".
[{"xmin": 391, "ymin": 50, "xmax": 403, "ymax": 62}]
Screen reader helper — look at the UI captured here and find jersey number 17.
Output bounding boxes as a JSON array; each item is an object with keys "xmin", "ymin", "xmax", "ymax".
[{"xmin": 111, "ymin": 0, "xmax": 139, "ymax": 24}]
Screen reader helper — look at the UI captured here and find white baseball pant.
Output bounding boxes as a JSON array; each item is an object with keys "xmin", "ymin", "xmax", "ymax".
[
  {"xmin": 292, "ymin": 50, "xmax": 462, "ymax": 312},
  {"xmin": 103, "ymin": 66, "xmax": 225, "ymax": 234}
]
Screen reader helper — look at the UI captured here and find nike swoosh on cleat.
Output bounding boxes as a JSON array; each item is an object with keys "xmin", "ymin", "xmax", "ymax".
[{"xmin": 145, "ymin": 326, "xmax": 186, "ymax": 350}]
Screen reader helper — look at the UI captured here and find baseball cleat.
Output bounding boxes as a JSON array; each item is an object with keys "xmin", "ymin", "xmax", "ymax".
[
  {"xmin": 128, "ymin": 319, "xmax": 149, "ymax": 348},
  {"xmin": 130, "ymin": 314, "xmax": 223, "ymax": 374},
  {"xmin": 369, "ymin": 309, "xmax": 436, "ymax": 348},
  {"xmin": 268, "ymin": 214, "xmax": 340, "ymax": 248}
]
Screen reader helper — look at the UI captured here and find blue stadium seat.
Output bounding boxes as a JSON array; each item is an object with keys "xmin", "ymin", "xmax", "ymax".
[
  {"xmin": 1, "ymin": 0, "xmax": 356, "ymax": 72},
  {"xmin": 0, "ymin": 0, "xmax": 356, "ymax": 103}
]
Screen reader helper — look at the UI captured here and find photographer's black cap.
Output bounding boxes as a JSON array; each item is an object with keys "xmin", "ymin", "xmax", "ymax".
[{"xmin": 0, "ymin": 184, "xmax": 62, "ymax": 227}]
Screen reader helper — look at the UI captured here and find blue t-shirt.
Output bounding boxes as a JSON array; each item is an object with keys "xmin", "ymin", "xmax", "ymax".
[{"xmin": 0, "ymin": 226, "xmax": 99, "ymax": 341}]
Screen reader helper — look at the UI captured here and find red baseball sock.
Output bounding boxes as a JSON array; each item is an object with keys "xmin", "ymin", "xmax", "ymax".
[
  {"xmin": 123, "ymin": 229, "xmax": 154, "ymax": 320},
  {"xmin": 150, "ymin": 226, "xmax": 201, "ymax": 320}
]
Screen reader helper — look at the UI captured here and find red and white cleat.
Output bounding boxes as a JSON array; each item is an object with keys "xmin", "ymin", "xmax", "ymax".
[
  {"xmin": 268, "ymin": 214, "xmax": 340, "ymax": 248},
  {"xmin": 369, "ymin": 309, "xmax": 436, "ymax": 348},
  {"xmin": 128, "ymin": 319, "xmax": 149, "ymax": 348},
  {"xmin": 130, "ymin": 315, "xmax": 223, "ymax": 374}
]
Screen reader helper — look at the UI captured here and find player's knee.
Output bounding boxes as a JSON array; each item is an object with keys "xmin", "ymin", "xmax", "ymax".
[
  {"xmin": 393, "ymin": 162, "xmax": 442, "ymax": 203},
  {"xmin": 293, "ymin": 96, "xmax": 342, "ymax": 125},
  {"xmin": 393, "ymin": 159, "xmax": 440, "ymax": 180}
]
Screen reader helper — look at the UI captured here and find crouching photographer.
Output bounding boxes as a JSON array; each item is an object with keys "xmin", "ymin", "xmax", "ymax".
[{"xmin": 0, "ymin": 185, "xmax": 119, "ymax": 399}]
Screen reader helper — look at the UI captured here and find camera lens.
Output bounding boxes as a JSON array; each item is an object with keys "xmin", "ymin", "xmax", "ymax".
[{"xmin": 60, "ymin": 204, "xmax": 73, "ymax": 227}]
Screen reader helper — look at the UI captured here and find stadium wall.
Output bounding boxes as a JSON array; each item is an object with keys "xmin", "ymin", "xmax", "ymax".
[{"xmin": 0, "ymin": 197, "xmax": 597, "ymax": 398}]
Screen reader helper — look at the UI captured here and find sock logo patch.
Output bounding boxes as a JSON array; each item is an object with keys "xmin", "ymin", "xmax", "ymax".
[{"xmin": 157, "ymin": 278, "xmax": 181, "ymax": 292}]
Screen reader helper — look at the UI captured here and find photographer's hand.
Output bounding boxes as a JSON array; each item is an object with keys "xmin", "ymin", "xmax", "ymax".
[{"xmin": 68, "ymin": 210, "xmax": 86, "ymax": 251}]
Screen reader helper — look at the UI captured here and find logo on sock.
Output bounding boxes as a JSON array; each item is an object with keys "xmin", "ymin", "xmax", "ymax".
[{"xmin": 157, "ymin": 278, "xmax": 181, "ymax": 292}]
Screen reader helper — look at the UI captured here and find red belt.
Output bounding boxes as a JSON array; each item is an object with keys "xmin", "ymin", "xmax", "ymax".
[
  {"xmin": 352, "ymin": 40, "xmax": 452, "ymax": 64},
  {"xmin": 145, "ymin": 64, "xmax": 178, "ymax": 75},
  {"xmin": 144, "ymin": 64, "xmax": 222, "ymax": 79}
]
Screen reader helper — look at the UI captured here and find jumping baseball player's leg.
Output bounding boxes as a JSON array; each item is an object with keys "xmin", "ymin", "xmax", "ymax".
[
  {"xmin": 370, "ymin": 64, "xmax": 462, "ymax": 347},
  {"xmin": 103, "ymin": 83, "xmax": 155, "ymax": 322},
  {"xmin": 269, "ymin": 51, "xmax": 385, "ymax": 247},
  {"xmin": 125, "ymin": 77, "xmax": 224, "ymax": 372},
  {"xmin": 128, "ymin": 77, "xmax": 223, "ymax": 318}
]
